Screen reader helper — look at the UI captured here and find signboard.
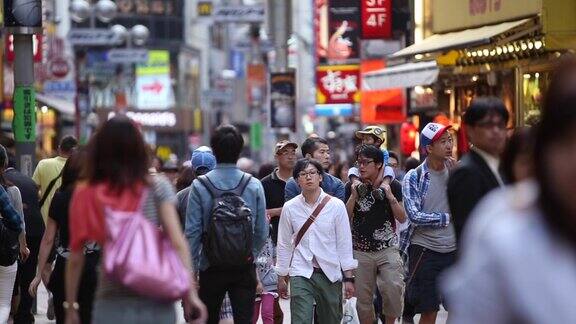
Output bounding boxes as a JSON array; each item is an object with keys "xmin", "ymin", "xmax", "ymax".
[
  {"xmin": 43, "ymin": 80, "xmax": 76, "ymax": 101},
  {"xmin": 247, "ymin": 63, "xmax": 266, "ymax": 107},
  {"xmin": 197, "ymin": 1, "xmax": 213, "ymax": 17},
  {"xmin": 432, "ymin": 0, "xmax": 540, "ymax": 33},
  {"xmin": 48, "ymin": 57, "xmax": 70, "ymax": 79},
  {"xmin": 316, "ymin": 65, "xmax": 360, "ymax": 104},
  {"xmin": 212, "ymin": 5, "xmax": 265, "ymax": 23},
  {"xmin": 136, "ymin": 50, "xmax": 175, "ymax": 110},
  {"xmin": 314, "ymin": 0, "xmax": 329, "ymax": 63},
  {"xmin": 360, "ymin": 60, "xmax": 405, "ymax": 123},
  {"xmin": 107, "ymin": 48, "xmax": 149, "ymax": 64},
  {"xmin": 270, "ymin": 71, "xmax": 296, "ymax": 131},
  {"xmin": 327, "ymin": 0, "xmax": 361, "ymax": 62},
  {"xmin": 5, "ymin": 34, "xmax": 42, "ymax": 62},
  {"xmin": 68, "ymin": 28, "xmax": 123, "ymax": 46},
  {"xmin": 361, "ymin": 0, "xmax": 392, "ymax": 39},
  {"xmin": 116, "ymin": 0, "xmax": 176, "ymax": 16},
  {"xmin": 12, "ymin": 86, "xmax": 36, "ymax": 142}
]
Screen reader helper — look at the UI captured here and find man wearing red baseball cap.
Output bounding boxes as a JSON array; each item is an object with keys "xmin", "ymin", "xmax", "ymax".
[{"xmin": 400, "ymin": 122, "xmax": 457, "ymax": 324}]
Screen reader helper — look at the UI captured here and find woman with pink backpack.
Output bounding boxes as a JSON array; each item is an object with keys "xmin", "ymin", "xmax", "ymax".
[{"xmin": 64, "ymin": 116, "xmax": 206, "ymax": 324}]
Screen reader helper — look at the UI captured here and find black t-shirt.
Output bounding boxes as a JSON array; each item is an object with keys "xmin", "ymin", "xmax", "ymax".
[
  {"xmin": 260, "ymin": 169, "xmax": 287, "ymax": 245},
  {"xmin": 345, "ymin": 179, "xmax": 403, "ymax": 252},
  {"xmin": 48, "ymin": 189, "xmax": 73, "ymax": 250}
]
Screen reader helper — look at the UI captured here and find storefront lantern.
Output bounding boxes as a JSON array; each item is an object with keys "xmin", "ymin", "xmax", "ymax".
[{"xmin": 400, "ymin": 121, "xmax": 418, "ymax": 156}]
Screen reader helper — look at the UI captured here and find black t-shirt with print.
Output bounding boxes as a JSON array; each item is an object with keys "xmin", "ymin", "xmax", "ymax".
[{"xmin": 345, "ymin": 179, "xmax": 403, "ymax": 252}]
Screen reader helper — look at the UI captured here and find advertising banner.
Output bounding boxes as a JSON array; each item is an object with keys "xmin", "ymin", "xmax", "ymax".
[
  {"xmin": 316, "ymin": 64, "xmax": 360, "ymax": 104},
  {"xmin": 136, "ymin": 50, "xmax": 175, "ymax": 110},
  {"xmin": 270, "ymin": 71, "xmax": 296, "ymax": 131},
  {"xmin": 361, "ymin": 0, "xmax": 392, "ymax": 39},
  {"xmin": 327, "ymin": 0, "xmax": 361, "ymax": 63},
  {"xmin": 12, "ymin": 86, "xmax": 36, "ymax": 142}
]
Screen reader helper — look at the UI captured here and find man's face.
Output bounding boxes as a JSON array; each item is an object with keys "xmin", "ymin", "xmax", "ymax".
[
  {"xmin": 388, "ymin": 157, "xmax": 400, "ymax": 175},
  {"xmin": 309, "ymin": 143, "xmax": 331, "ymax": 170},
  {"xmin": 468, "ymin": 113, "xmax": 508, "ymax": 156},
  {"xmin": 296, "ymin": 164, "xmax": 322, "ymax": 191},
  {"xmin": 357, "ymin": 154, "xmax": 381, "ymax": 183},
  {"xmin": 276, "ymin": 147, "xmax": 297, "ymax": 170},
  {"xmin": 427, "ymin": 132, "xmax": 453, "ymax": 160}
]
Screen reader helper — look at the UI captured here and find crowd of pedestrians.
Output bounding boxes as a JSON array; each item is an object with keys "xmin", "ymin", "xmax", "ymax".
[{"xmin": 0, "ymin": 60, "xmax": 575, "ymax": 324}]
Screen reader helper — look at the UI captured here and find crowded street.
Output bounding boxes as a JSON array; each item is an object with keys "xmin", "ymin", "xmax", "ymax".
[{"xmin": 0, "ymin": 1, "xmax": 575, "ymax": 324}]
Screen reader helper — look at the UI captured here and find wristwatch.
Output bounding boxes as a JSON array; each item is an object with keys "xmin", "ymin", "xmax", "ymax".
[
  {"xmin": 342, "ymin": 276, "xmax": 355, "ymax": 283},
  {"xmin": 62, "ymin": 301, "xmax": 80, "ymax": 310}
]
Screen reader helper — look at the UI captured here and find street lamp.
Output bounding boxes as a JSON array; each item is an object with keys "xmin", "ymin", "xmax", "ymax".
[
  {"xmin": 110, "ymin": 24, "xmax": 150, "ymax": 47},
  {"xmin": 69, "ymin": 0, "xmax": 118, "ymax": 25}
]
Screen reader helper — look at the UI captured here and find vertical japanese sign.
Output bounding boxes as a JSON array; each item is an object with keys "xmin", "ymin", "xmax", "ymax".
[
  {"xmin": 361, "ymin": 0, "xmax": 392, "ymax": 39},
  {"xmin": 270, "ymin": 71, "xmax": 296, "ymax": 131},
  {"xmin": 12, "ymin": 86, "xmax": 36, "ymax": 142},
  {"xmin": 316, "ymin": 65, "xmax": 360, "ymax": 104},
  {"xmin": 327, "ymin": 0, "xmax": 361, "ymax": 62}
]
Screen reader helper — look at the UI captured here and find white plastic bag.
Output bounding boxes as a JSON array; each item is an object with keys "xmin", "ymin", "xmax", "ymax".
[{"xmin": 341, "ymin": 297, "xmax": 360, "ymax": 324}]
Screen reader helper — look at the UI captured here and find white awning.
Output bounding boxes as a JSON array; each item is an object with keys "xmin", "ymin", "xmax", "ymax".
[
  {"xmin": 35, "ymin": 93, "xmax": 75, "ymax": 116},
  {"xmin": 391, "ymin": 18, "xmax": 536, "ymax": 58},
  {"xmin": 363, "ymin": 61, "xmax": 439, "ymax": 90}
]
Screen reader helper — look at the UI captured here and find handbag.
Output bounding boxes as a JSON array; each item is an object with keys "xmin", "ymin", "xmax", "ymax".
[{"xmin": 103, "ymin": 188, "xmax": 190, "ymax": 301}]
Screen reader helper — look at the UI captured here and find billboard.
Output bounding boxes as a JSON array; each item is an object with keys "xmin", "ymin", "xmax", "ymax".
[
  {"xmin": 316, "ymin": 64, "xmax": 360, "ymax": 104},
  {"xmin": 270, "ymin": 71, "xmax": 296, "ymax": 131}
]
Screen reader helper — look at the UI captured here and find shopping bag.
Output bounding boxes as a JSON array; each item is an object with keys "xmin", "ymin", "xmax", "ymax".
[{"xmin": 341, "ymin": 297, "xmax": 360, "ymax": 324}]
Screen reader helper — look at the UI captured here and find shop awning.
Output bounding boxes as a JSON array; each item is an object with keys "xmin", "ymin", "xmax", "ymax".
[
  {"xmin": 391, "ymin": 18, "xmax": 536, "ymax": 59},
  {"xmin": 363, "ymin": 61, "xmax": 439, "ymax": 90},
  {"xmin": 35, "ymin": 93, "xmax": 75, "ymax": 116}
]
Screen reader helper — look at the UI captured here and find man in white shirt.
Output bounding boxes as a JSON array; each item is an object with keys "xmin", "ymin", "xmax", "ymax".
[
  {"xmin": 276, "ymin": 158, "xmax": 357, "ymax": 323},
  {"xmin": 447, "ymin": 96, "xmax": 509, "ymax": 245}
]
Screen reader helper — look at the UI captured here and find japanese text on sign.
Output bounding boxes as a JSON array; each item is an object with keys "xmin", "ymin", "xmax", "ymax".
[
  {"xmin": 316, "ymin": 65, "xmax": 360, "ymax": 104},
  {"xmin": 12, "ymin": 86, "xmax": 36, "ymax": 143},
  {"xmin": 469, "ymin": 0, "xmax": 502, "ymax": 16}
]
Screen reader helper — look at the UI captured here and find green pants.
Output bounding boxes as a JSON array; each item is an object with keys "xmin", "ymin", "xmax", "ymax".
[{"xmin": 290, "ymin": 273, "xmax": 342, "ymax": 324}]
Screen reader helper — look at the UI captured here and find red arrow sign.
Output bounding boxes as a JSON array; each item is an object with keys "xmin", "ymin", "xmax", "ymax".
[{"xmin": 142, "ymin": 80, "xmax": 164, "ymax": 94}]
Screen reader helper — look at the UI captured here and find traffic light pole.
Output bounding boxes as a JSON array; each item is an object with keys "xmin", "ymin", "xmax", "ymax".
[{"xmin": 12, "ymin": 34, "xmax": 36, "ymax": 177}]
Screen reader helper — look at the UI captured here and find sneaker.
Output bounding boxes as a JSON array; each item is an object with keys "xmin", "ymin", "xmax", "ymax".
[
  {"xmin": 47, "ymin": 295, "xmax": 54, "ymax": 320},
  {"xmin": 357, "ymin": 183, "xmax": 369, "ymax": 197},
  {"xmin": 372, "ymin": 188, "xmax": 385, "ymax": 201}
]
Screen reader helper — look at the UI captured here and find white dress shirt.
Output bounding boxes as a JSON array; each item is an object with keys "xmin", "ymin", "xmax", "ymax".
[{"xmin": 276, "ymin": 189, "xmax": 357, "ymax": 283}]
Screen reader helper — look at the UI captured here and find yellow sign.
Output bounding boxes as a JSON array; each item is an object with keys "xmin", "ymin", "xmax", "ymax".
[
  {"xmin": 197, "ymin": 2, "xmax": 213, "ymax": 17},
  {"xmin": 136, "ymin": 50, "xmax": 170, "ymax": 76},
  {"xmin": 432, "ymin": 0, "xmax": 541, "ymax": 33}
]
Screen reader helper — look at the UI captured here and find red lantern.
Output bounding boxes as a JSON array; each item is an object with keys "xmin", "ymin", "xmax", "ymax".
[{"xmin": 400, "ymin": 121, "xmax": 417, "ymax": 156}]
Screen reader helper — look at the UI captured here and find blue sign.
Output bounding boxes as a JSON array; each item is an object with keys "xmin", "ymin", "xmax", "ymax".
[
  {"xmin": 230, "ymin": 50, "xmax": 245, "ymax": 78},
  {"xmin": 315, "ymin": 104, "xmax": 355, "ymax": 117}
]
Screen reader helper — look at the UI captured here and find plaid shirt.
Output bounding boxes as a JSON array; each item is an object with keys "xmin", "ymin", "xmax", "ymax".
[
  {"xmin": 0, "ymin": 185, "xmax": 23, "ymax": 232},
  {"xmin": 400, "ymin": 160, "xmax": 451, "ymax": 258}
]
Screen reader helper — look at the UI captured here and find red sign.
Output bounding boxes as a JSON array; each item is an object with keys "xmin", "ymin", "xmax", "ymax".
[
  {"xmin": 360, "ymin": 60, "xmax": 405, "ymax": 123},
  {"xmin": 5, "ymin": 34, "xmax": 43, "ymax": 62},
  {"xmin": 316, "ymin": 65, "xmax": 360, "ymax": 104},
  {"xmin": 361, "ymin": 0, "xmax": 392, "ymax": 39},
  {"xmin": 48, "ymin": 58, "xmax": 70, "ymax": 79}
]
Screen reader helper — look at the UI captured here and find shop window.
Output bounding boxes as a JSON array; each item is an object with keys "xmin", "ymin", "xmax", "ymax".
[{"xmin": 522, "ymin": 72, "xmax": 549, "ymax": 126}]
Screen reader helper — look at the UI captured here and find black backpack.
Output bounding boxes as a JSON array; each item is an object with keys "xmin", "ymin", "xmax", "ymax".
[
  {"xmin": 0, "ymin": 217, "xmax": 19, "ymax": 267},
  {"xmin": 197, "ymin": 174, "xmax": 254, "ymax": 267}
]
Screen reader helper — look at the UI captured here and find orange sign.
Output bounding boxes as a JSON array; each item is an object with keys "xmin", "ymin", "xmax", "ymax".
[{"xmin": 360, "ymin": 60, "xmax": 406, "ymax": 124}]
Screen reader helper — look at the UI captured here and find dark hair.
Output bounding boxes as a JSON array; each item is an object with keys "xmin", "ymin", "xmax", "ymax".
[
  {"xmin": 301, "ymin": 137, "xmax": 328, "ymax": 157},
  {"xmin": 501, "ymin": 127, "xmax": 534, "ymax": 184},
  {"xmin": 463, "ymin": 96, "xmax": 510, "ymax": 126},
  {"xmin": 405, "ymin": 157, "xmax": 420, "ymax": 172},
  {"xmin": 0, "ymin": 145, "xmax": 13, "ymax": 187},
  {"xmin": 534, "ymin": 56, "xmax": 576, "ymax": 247},
  {"xmin": 258, "ymin": 162, "xmax": 276, "ymax": 179},
  {"xmin": 175, "ymin": 166, "xmax": 194, "ymax": 192},
  {"xmin": 83, "ymin": 115, "xmax": 150, "ymax": 193},
  {"xmin": 60, "ymin": 150, "xmax": 85, "ymax": 192},
  {"xmin": 388, "ymin": 151, "xmax": 399, "ymax": 163},
  {"xmin": 58, "ymin": 135, "xmax": 78, "ymax": 154},
  {"xmin": 210, "ymin": 125, "xmax": 244, "ymax": 164},
  {"xmin": 293, "ymin": 158, "xmax": 324, "ymax": 180},
  {"xmin": 356, "ymin": 145, "xmax": 384, "ymax": 168}
]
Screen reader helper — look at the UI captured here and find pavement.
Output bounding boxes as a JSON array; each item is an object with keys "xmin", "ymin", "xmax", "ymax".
[{"xmin": 34, "ymin": 284, "xmax": 447, "ymax": 323}]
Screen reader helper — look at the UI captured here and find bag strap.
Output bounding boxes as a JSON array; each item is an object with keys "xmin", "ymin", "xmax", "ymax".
[
  {"xmin": 39, "ymin": 170, "xmax": 63, "ymax": 207},
  {"xmin": 197, "ymin": 174, "xmax": 252, "ymax": 198},
  {"xmin": 289, "ymin": 195, "xmax": 331, "ymax": 266}
]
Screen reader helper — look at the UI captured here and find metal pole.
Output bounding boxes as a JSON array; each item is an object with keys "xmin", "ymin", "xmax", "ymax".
[
  {"xmin": 13, "ymin": 34, "xmax": 36, "ymax": 176},
  {"xmin": 267, "ymin": 0, "xmax": 291, "ymax": 73}
]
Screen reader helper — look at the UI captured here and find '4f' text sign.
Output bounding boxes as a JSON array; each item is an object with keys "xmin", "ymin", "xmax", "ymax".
[{"xmin": 361, "ymin": 0, "xmax": 392, "ymax": 39}]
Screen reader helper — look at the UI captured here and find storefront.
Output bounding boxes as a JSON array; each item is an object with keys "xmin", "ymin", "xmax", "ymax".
[{"xmin": 96, "ymin": 108, "xmax": 195, "ymax": 161}]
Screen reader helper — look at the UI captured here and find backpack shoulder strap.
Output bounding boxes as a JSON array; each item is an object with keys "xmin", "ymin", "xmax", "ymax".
[
  {"xmin": 196, "ymin": 175, "xmax": 223, "ymax": 198},
  {"xmin": 39, "ymin": 169, "xmax": 63, "ymax": 207},
  {"xmin": 229, "ymin": 174, "xmax": 252, "ymax": 197}
]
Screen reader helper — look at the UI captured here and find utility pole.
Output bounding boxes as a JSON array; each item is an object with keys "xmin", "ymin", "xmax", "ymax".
[
  {"xmin": 4, "ymin": 0, "xmax": 43, "ymax": 176},
  {"xmin": 267, "ymin": 0, "xmax": 291, "ymax": 73}
]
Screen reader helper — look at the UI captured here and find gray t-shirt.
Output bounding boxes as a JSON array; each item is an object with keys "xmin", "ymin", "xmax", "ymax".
[
  {"xmin": 97, "ymin": 175, "xmax": 177, "ymax": 300},
  {"xmin": 411, "ymin": 167, "xmax": 456, "ymax": 253}
]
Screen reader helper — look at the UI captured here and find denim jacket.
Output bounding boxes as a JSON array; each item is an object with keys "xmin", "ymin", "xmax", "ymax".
[
  {"xmin": 284, "ymin": 172, "xmax": 346, "ymax": 202},
  {"xmin": 185, "ymin": 164, "xmax": 268, "ymax": 271}
]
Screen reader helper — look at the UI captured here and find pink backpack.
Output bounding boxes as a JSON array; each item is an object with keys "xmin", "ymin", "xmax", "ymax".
[{"xmin": 103, "ymin": 188, "xmax": 190, "ymax": 301}]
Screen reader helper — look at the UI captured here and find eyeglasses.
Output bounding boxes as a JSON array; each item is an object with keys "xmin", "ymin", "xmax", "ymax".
[
  {"xmin": 298, "ymin": 170, "xmax": 320, "ymax": 178},
  {"xmin": 475, "ymin": 121, "xmax": 507, "ymax": 130},
  {"xmin": 356, "ymin": 159, "xmax": 375, "ymax": 167}
]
